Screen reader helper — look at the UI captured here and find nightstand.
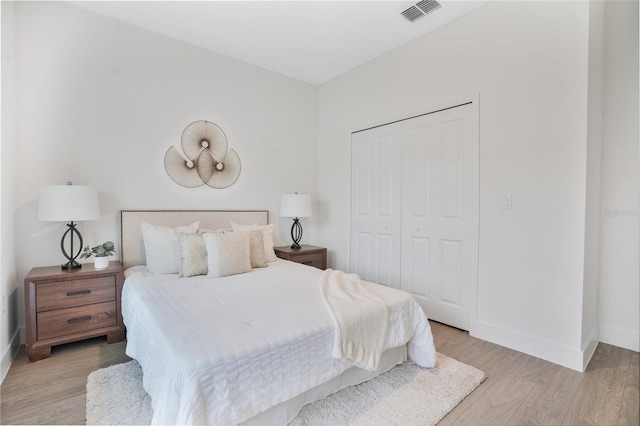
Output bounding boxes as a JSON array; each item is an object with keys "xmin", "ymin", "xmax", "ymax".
[
  {"xmin": 23, "ymin": 261, "xmax": 125, "ymax": 362},
  {"xmin": 274, "ymin": 245, "xmax": 327, "ymax": 270}
]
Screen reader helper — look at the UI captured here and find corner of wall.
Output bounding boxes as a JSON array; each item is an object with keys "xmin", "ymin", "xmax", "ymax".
[
  {"xmin": 582, "ymin": 0, "xmax": 605, "ymax": 355},
  {"xmin": 581, "ymin": 326, "xmax": 599, "ymax": 370},
  {"xmin": 1, "ymin": 326, "xmax": 24, "ymax": 383}
]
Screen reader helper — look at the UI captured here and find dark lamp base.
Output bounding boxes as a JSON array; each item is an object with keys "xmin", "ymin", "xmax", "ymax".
[
  {"xmin": 60, "ymin": 222, "xmax": 84, "ymax": 271},
  {"xmin": 290, "ymin": 218, "xmax": 303, "ymax": 250},
  {"xmin": 61, "ymin": 261, "xmax": 82, "ymax": 270}
]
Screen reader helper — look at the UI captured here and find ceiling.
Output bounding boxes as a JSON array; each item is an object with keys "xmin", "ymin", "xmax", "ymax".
[{"xmin": 72, "ymin": 1, "xmax": 489, "ymax": 86}]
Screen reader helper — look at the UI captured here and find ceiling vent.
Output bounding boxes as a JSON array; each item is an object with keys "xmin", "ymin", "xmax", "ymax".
[
  {"xmin": 401, "ymin": 0, "xmax": 442, "ymax": 23},
  {"xmin": 401, "ymin": 5, "xmax": 425, "ymax": 23}
]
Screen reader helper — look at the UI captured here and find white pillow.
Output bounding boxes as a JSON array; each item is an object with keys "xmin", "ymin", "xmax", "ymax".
[
  {"xmin": 141, "ymin": 222, "xmax": 199, "ymax": 274},
  {"xmin": 231, "ymin": 222, "xmax": 277, "ymax": 262},
  {"xmin": 177, "ymin": 232, "xmax": 208, "ymax": 277},
  {"xmin": 204, "ymin": 232, "xmax": 252, "ymax": 278}
]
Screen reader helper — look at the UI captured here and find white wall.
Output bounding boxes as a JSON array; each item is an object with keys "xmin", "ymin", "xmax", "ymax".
[
  {"xmin": 598, "ymin": 0, "xmax": 640, "ymax": 352},
  {"xmin": 318, "ymin": 1, "xmax": 598, "ymax": 370},
  {"xmin": 1, "ymin": 1, "xmax": 21, "ymax": 383},
  {"xmin": 2, "ymin": 0, "xmax": 319, "ymax": 374}
]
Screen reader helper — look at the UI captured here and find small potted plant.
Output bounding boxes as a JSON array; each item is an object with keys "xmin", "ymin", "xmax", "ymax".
[{"xmin": 80, "ymin": 241, "xmax": 116, "ymax": 269}]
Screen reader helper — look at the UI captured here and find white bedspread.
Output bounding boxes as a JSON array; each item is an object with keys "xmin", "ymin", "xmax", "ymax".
[{"xmin": 122, "ymin": 260, "xmax": 437, "ymax": 425}]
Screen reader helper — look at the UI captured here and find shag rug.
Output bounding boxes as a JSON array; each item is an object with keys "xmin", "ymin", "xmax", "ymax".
[{"xmin": 86, "ymin": 353, "xmax": 485, "ymax": 426}]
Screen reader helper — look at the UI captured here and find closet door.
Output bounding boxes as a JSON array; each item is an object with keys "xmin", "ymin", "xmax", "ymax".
[
  {"xmin": 350, "ymin": 123, "xmax": 402, "ymax": 288},
  {"xmin": 401, "ymin": 103, "xmax": 475, "ymax": 330}
]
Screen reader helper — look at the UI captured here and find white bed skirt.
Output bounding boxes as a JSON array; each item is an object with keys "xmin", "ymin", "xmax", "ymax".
[{"xmin": 242, "ymin": 345, "xmax": 407, "ymax": 425}]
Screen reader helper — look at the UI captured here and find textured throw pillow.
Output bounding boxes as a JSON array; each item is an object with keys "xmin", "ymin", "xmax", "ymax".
[
  {"xmin": 203, "ymin": 232, "xmax": 251, "ymax": 278},
  {"xmin": 244, "ymin": 229, "xmax": 267, "ymax": 268},
  {"xmin": 230, "ymin": 222, "xmax": 277, "ymax": 262},
  {"xmin": 141, "ymin": 222, "xmax": 199, "ymax": 274},
  {"xmin": 199, "ymin": 227, "xmax": 232, "ymax": 234},
  {"xmin": 177, "ymin": 232, "xmax": 208, "ymax": 277}
]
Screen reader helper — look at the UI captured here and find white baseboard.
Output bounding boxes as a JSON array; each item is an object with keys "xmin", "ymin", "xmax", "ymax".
[
  {"xmin": 1, "ymin": 326, "xmax": 24, "ymax": 384},
  {"xmin": 599, "ymin": 324, "xmax": 640, "ymax": 352},
  {"xmin": 472, "ymin": 321, "xmax": 591, "ymax": 372}
]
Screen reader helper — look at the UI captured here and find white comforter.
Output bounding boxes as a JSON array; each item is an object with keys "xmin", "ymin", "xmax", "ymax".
[{"xmin": 122, "ymin": 259, "xmax": 436, "ymax": 425}]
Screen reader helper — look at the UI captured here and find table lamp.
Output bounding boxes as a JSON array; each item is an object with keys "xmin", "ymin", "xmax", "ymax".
[
  {"xmin": 280, "ymin": 192, "xmax": 311, "ymax": 250},
  {"xmin": 38, "ymin": 182, "xmax": 100, "ymax": 269}
]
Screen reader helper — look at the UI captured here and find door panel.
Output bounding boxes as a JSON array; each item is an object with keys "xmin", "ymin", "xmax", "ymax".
[
  {"xmin": 440, "ymin": 118, "xmax": 463, "ymax": 219},
  {"xmin": 440, "ymin": 239, "xmax": 462, "ymax": 304},
  {"xmin": 407, "ymin": 236, "xmax": 430, "ymax": 297},
  {"xmin": 353, "ymin": 231, "xmax": 371, "ymax": 281}
]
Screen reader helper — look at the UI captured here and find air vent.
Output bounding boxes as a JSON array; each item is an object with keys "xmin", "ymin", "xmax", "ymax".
[
  {"xmin": 416, "ymin": 0, "xmax": 442, "ymax": 15},
  {"xmin": 401, "ymin": 5, "xmax": 425, "ymax": 23},
  {"xmin": 401, "ymin": 0, "xmax": 442, "ymax": 23}
]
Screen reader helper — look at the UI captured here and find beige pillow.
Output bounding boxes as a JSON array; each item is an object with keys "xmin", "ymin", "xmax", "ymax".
[
  {"xmin": 141, "ymin": 222, "xmax": 199, "ymax": 274},
  {"xmin": 204, "ymin": 232, "xmax": 251, "ymax": 278},
  {"xmin": 244, "ymin": 229, "xmax": 267, "ymax": 268},
  {"xmin": 177, "ymin": 233, "xmax": 208, "ymax": 277},
  {"xmin": 231, "ymin": 222, "xmax": 277, "ymax": 262}
]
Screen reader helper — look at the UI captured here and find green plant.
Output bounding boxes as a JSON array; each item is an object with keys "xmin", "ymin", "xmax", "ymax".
[{"xmin": 80, "ymin": 241, "xmax": 116, "ymax": 259}]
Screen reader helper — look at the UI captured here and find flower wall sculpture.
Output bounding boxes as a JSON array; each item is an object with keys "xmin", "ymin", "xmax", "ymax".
[{"xmin": 164, "ymin": 120, "xmax": 241, "ymax": 189}]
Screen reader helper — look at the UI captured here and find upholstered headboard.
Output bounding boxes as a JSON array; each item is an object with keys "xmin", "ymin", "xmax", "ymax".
[{"xmin": 120, "ymin": 210, "xmax": 269, "ymax": 268}]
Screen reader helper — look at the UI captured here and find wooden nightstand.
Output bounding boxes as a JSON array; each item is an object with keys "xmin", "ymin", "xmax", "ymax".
[
  {"xmin": 274, "ymin": 245, "xmax": 327, "ymax": 270},
  {"xmin": 24, "ymin": 261, "xmax": 125, "ymax": 362}
]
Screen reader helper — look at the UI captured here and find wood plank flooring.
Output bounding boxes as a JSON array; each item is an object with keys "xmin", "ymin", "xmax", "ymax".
[
  {"xmin": 1, "ymin": 322, "xmax": 638, "ymax": 425},
  {"xmin": 1, "ymin": 337, "xmax": 130, "ymax": 425}
]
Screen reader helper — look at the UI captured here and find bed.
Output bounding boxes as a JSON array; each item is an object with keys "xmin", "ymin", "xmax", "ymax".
[{"xmin": 119, "ymin": 210, "xmax": 437, "ymax": 425}]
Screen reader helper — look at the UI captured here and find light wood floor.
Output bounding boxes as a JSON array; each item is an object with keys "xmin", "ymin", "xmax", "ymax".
[{"xmin": 1, "ymin": 322, "xmax": 638, "ymax": 425}]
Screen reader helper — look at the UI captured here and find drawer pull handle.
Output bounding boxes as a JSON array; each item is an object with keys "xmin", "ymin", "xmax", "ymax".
[
  {"xmin": 67, "ymin": 289, "xmax": 91, "ymax": 297},
  {"xmin": 67, "ymin": 315, "xmax": 92, "ymax": 324}
]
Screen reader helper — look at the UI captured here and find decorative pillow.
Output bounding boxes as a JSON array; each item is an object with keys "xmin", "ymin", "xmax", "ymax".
[
  {"xmin": 141, "ymin": 222, "xmax": 199, "ymax": 274},
  {"xmin": 244, "ymin": 228, "xmax": 267, "ymax": 268},
  {"xmin": 177, "ymin": 232, "xmax": 208, "ymax": 277},
  {"xmin": 231, "ymin": 222, "xmax": 277, "ymax": 262},
  {"xmin": 203, "ymin": 232, "xmax": 251, "ymax": 278},
  {"xmin": 199, "ymin": 227, "xmax": 232, "ymax": 234}
]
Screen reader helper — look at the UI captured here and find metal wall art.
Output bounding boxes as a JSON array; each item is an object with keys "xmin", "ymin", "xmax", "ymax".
[{"xmin": 165, "ymin": 120, "xmax": 241, "ymax": 189}]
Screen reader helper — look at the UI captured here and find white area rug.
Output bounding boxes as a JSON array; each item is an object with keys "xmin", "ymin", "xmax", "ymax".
[{"xmin": 86, "ymin": 353, "xmax": 485, "ymax": 426}]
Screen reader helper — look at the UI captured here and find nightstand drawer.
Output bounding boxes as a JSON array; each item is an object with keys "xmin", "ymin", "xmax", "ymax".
[
  {"xmin": 37, "ymin": 301, "xmax": 117, "ymax": 341},
  {"xmin": 292, "ymin": 253, "xmax": 324, "ymax": 268},
  {"xmin": 36, "ymin": 276, "xmax": 115, "ymax": 312}
]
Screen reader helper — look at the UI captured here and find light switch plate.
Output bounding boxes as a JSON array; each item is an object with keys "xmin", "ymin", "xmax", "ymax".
[{"xmin": 501, "ymin": 194, "xmax": 512, "ymax": 210}]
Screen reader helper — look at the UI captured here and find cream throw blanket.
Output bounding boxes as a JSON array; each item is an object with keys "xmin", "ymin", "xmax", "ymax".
[{"xmin": 320, "ymin": 269, "xmax": 389, "ymax": 371}]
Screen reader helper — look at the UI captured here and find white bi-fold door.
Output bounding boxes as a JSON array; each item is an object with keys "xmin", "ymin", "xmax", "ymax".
[{"xmin": 350, "ymin": 102, "xmax": 477, "ymax": 331}]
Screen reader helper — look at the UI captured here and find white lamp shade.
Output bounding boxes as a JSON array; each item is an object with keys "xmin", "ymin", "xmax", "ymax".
[
  {"xmin": 280, "ymin": 193, "xmax": 311, "ymax": 218},
  {"xmin": 38, "ymin": 185, "xmax": 100, "ymax": 222}
]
